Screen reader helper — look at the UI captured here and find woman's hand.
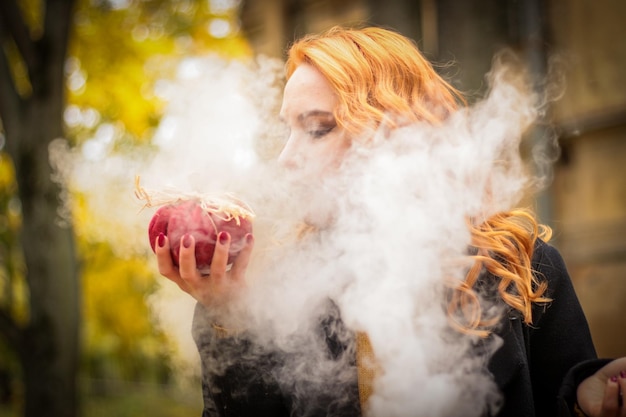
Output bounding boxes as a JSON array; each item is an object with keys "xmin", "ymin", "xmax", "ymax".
[
  {"xmin": 154, "ymin": 231, "xmax": 254, "ymax": 309},
  {"xmin": 577, "ymin": 357, "xmax": 626, "ymax": 417}
]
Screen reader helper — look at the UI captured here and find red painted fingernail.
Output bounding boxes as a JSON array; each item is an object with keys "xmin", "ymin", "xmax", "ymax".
[
  {"xmin": 182, "ymin": 234, "xmax": 192, "ymax": 248},
  {"xmin": 610, "ymin": 375, "xmax": 618, "ymax": 382},
  {"xmin": 620, "ymin": 371, "xmax": 626, "ymax": 379},
  {"xmin": 219, "ymin": 231, "xmax": 229, "ymax": 244},
  {"xmin": 157, "ymin": 233, "xmax": 165, "ymax": 248}
]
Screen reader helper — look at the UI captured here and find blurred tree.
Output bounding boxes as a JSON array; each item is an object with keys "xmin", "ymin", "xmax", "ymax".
[
  {"xmin": 0, "ymin": 0, "xmax": 249, "ymax": 416},
  {"xmin": 0, "ymin": 1, "xmax": 79, "ymax": 416}
]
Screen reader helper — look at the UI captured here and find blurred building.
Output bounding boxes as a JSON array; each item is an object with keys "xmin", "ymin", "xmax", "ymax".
[{"xmin": 239, "ymin": 0, "xmax": 626, "ymax": 357}]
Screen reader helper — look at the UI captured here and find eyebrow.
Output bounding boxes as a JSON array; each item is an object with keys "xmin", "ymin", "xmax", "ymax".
[
  {"xmin": 297, "ymin": 110, "xmax": 334, "ymax": 121},
  {"xmin": 279, "ymin": 109, "xmax": 334, "ymax": 123}
]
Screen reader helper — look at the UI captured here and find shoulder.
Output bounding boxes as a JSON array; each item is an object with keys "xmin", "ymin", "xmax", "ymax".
[
  {"xmin": 531, "ymin": 238, "xmax": 565, "ymax": 272},
  {"xmin": 531, "ymin": 239, "xmax": 571, "ymax": 297},
  {"xmin": 528, "ymin": 239, "xmax": 594, "ymax": 343}
]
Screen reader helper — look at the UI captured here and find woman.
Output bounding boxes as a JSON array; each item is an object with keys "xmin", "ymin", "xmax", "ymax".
[{"xmin": 154, "ymin": 26, "xmax": 626, "ymax": 417}]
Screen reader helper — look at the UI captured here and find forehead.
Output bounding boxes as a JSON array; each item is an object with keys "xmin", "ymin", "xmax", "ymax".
[{"xmin": 281, "ymin": 64, "xmax": 337, "ymax": 116}]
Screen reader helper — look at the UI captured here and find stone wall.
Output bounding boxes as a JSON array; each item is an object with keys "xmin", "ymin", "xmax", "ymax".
[{"xmin": 547, "ymin": 0, "xmax": 626, "ymax": 357}]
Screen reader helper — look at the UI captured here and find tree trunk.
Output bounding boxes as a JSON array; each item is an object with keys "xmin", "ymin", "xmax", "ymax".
[
  {"xmin": 0, "ymin": 0, "xmax": 79, "ymax": 416},
  {"xmin": 16, "ymin": 99, "xmax": 80, "ymax": 417}
]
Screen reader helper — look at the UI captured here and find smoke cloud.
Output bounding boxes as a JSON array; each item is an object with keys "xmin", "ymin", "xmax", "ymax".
[{"xmin": 51, "ymin": 50, "xmax": 558, "ymax": 416}]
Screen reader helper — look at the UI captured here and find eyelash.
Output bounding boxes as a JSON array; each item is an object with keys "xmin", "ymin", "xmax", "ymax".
[{"xmin": 308, "ymin": 126, "xmax": 335, "ymax": 139}]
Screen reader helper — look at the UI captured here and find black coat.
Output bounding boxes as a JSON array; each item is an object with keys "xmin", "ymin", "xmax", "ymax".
[
  {"xmin": 486, "ymin": 240, "xmax": 602, "ymax": 417},
  {"xmin": 192, "ymin": 240, "xmax": 603, "ymax": 417}
]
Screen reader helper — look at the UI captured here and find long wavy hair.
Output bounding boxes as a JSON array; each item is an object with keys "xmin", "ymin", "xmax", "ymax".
[
  {"xmin": 286, "ymin": 26, "xmax": 462, "ymax": 135},
  {"xmin": 286, "ymin": 26, "xmax": 551, "ymax": 336}
]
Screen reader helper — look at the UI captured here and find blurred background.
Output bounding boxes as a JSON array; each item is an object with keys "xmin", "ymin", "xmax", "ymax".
[{"xmin": 0, "ymin": 0, "xmax": 624, "ymax": 416}]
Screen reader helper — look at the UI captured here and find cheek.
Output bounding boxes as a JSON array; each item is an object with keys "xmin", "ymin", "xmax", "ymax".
[
  {"xmin": 326, "ymin": 134, "xmax": 352, "ymax": 166},
  {"xmin": 311, "ymin": 137, "xmax": 352, "ymax": 176},
  {"xmin": 280, "ymin": 132, "xmax": 352, "ymax": 176}
]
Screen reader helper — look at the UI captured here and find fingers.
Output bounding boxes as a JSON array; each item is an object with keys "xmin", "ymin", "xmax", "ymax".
[
  {"xmin": 600, "ymin": 373, "xmax": 626, "ymax": 417},
  {"xmin": 617, "ymin": 371, "xmax": 626, "ymax": 417},
  {"xmin": 210, "ymin": 232, "xmax": 231, "ymax": 280},
  {"xmin": 230, "ymin": 233, "xmax": 254, "ymax": 281},
  {"xmin": 156, "ymin": 231, "xmax": 251, "ymax": 308},
  {"xmin": 178, "ymin": 233, "xmax": 200, "ymax": 280},
  {"xmin": 155, "ymin": 233, "xmax": 190, "ymax": 292},
  {"xmin": 598, "ymin": 358, "xmax": 626, "ymax": 381},
  {"xmin": 155, "ymin": 233, "xmax": 175, "ymax": 274},
  {"xmin": 178, "ymin": 234, "xmax": 203, "ymax": 285},
  {"xmin": 601, "ymin": 377, "xmax": 619, "ymax": 416}
]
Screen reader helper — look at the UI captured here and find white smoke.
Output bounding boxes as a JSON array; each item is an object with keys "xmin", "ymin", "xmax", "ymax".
[
  {"xmin": 51, "ymin": 51, "xmax": 557, "ymax": 416},
  {"xmin": 230, "ymin": 58, "xmax": 545, "ymax": 416}
]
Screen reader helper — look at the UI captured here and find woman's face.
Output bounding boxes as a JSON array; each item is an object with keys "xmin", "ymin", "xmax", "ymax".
[{"xmin": 278, "ymin": 64, "xmax": 351, "ymax": 177}]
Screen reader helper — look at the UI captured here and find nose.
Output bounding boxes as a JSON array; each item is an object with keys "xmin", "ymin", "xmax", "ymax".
[{"xmin": 278, "ymin": 137, "xmax": 298, "ymax": 169}]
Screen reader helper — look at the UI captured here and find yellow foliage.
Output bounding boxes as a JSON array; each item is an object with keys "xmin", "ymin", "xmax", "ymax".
[
  {"xmin": 81, "ymin": 242, "xmax": 157, "ymax": 341},
  {"xmin": 17, "ymin": 0, "xmax": 43, "ymax": 38},
  {"xmin": 0, "ymin": 153, "xmax": 16, "ymax": 190},
  {"xmin": 67, "ymin": 0, "xmax": 252, "ymax": 142},
  {"xmin": 3, "ymin": 39, "xmax": 32, "ymax": 98},
  {"xmin": 0, "ymin": 153, "xmax": 28, "ymax": 325},
  {"xmin": 78, "ymin": 218, "xmax": 174, "ymax": 378}
]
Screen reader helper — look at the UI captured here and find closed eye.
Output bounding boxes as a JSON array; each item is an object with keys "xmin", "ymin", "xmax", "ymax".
[{"xmin": 309, "ymin": 125, "xmax": 335, "ymax": 139}]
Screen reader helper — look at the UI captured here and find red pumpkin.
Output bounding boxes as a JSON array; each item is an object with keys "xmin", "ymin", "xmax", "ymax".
[{"xmin": 148, "ymin": 199, "xmax": 253, "ymax": 272}]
